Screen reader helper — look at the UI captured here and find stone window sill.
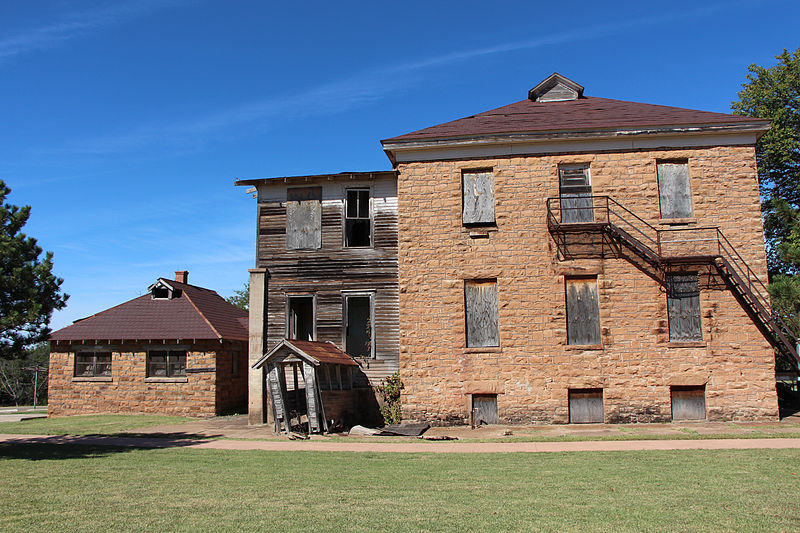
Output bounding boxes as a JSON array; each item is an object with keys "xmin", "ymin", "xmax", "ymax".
[
  {"xmin": 72, "ymin": 376, "xmax": 112, "ymax": 382},
  {"xmin": 464, "ymin": 225, "xmax": 498, "ymax": 239},
  {"xmin": 145, "ymin": 377, "xmax": 188, "ymax": 383},
  {"xmin": 463, "ymin": 346, "xmax": 502, "ymax": 354},
  {"xmin": 565, "ymin": 344, "xmax": 604, "ymax": 351},
  {"xmin": 659, "ymin": 218, "xmax": 696, "ymax": 226},
  {"xmin": 668, "ymin": 341, "xmax": 707, "ymax": 348}
]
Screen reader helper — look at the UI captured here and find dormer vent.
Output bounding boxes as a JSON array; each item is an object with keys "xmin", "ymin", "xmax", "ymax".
[
  {"xmin": 148, "ymin": 279, "xmax": 181, "ymax": 300},
  {"xmin": 528, "ymin": 73, "xmax": 584, "ymax": 102}
]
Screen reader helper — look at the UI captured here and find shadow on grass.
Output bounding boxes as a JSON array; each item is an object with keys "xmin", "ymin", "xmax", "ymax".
[{"xmin": 0, "ymin": 432, "xmax": 223, "ymax": 461}]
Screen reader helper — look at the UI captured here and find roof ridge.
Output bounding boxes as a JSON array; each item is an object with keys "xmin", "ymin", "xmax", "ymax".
[{"xmin": 182, "ymin": 288, "xmax": 223, "ymax": 340}]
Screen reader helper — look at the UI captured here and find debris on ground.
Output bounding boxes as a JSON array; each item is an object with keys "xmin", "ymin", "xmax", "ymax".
[
  {"xmin": 377, "ymin": 422, "xmax": 430, "ymax": 437},
  {"xmin": 348, "ymin": 425, "xmax": 380, "ymax": 436},
  {"xmin": 502, "ymin": 429, "xmax": 513, "ymax": 436},
  {"xmin": 288, "ymin": 432, "xmax": 309, "ymax": 440},
  {"xmin": 419, "ymin": 435, "xmax": 458, "ymax": 441}
]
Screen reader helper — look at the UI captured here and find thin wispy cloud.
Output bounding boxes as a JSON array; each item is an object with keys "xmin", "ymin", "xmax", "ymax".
[
  {"xmin": 40, "ymin": 0, "xmax": 748, "ymax": 157},
  {"xmin": 0, "ymin": 0, "xmax": 188, "ymax": 62}
]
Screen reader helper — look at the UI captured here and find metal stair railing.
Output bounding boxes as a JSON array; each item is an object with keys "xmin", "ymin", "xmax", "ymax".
[{"xmin": 547, "ymin": 195, "xmax": 799, "ymax": 368}]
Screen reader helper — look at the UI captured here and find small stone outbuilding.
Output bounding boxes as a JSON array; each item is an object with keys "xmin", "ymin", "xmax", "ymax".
[{"xmin": 48, "ymin": 271, "xmax": 248, "ymax": 417}]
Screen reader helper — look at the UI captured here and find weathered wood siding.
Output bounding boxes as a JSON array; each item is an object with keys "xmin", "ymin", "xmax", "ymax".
[{"xmin": 256, "ymin": 175, "xmax": 399, "ymax": 385}]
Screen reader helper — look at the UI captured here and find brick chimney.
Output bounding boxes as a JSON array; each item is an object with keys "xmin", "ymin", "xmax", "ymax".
[{"xmin": 175, "ymin": 270, "xmax": 189, "ymax": 284}]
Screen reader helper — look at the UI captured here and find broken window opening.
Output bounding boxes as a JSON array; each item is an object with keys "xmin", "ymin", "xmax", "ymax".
[
  {"xmin": 345, "ymin": 188, "xmax": 371, "ymax": 247},
  {"xmin": 287, "ymin": 296, "xmax": 315, "ymax": 341},
  {"xmin": 559, "ymin": 164, "xmax": 593, "ymax": 223},
  {"xmin": 345, "ymin": 294, "xmax": 374, "ymax": 358}
]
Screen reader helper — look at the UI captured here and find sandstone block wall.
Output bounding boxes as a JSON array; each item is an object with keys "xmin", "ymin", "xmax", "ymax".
[
  {"xmin": 48, "ymin": 340, "xmax": 247, "ymax": 418},
  {"xmin": 397, "ymin": 146, "xmax": 779, "ymax": 424}
]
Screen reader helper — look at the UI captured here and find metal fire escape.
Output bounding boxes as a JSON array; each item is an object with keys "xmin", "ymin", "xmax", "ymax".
[{"xmin": 546, "ymin": 196, "xmax": 800, "ymax": 370}]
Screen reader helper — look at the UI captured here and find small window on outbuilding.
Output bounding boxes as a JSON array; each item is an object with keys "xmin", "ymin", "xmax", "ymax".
[
  {"xmin": 565, "ymin": 277, "xmax": 601, "ymax": 346},
  {"xmin": 569, "ymin": 388, "xmax": 604, "ymax": 424},
  {"xmin": 671, "ymin": 385, "xmax": 706, "ymax": 420},
  {"xmin": 666, "ymin": 273, "xmax": 702, "ymax": 342},
  {"xmin": 74, "ymin": 352, "xmax": 112, "ymax": 377},
  {"xmin": 286, "ymin": 187, "xmax": 322, "ymax": 250},
  {"xmin": 147, "ymin": 350, "xmax": 186, "ymax": 377},
  {"xmin": 462, "ymin": 169, "xmax": 495, "ymax": 225},
  {"xmin": 345, "ymin": 188, "xmax": 371, "ymax": 247},
  {"xmin": 657, "ymin": 161, "xmax": 693, "ymax": 219},
  {"xmin": 464, "ymin": 280, "xmax": 499, "ymax": 348}
]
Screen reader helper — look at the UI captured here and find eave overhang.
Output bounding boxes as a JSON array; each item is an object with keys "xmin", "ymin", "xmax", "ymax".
[
  {"xmin": 381, "ymin": 121, "xmax": 770, "ymax": 165},
  {"xmin": 234, "ymin": 170, "xmax": 396, "ymax": 187}
]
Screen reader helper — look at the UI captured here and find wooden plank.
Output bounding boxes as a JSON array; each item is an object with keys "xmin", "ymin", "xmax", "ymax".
[
  {"xmin": 569, "ymin": 389, "xmax": 603, "ymax": 423},
  {"xmin": 667, "ymin": 274, "xmax": 702, "ymax": 342},
  {"xmin": 566, "ymin": 278, "xmax": 601, "ymax": 345},
  {"xmin": 671, "ymin": 386, "xmax": 706, "ymax": 420},
  {"xmin": 286, "ymin": 199, "xmax": 322, "ymax": 250},
  {"xmin": 465, "ymin": 280, "xmax": 499, "ymax": 347},
  {"xmin": 462, "ymin": 170, "xmax": 495, "ymax": 225},
  {"xmin": 657, "ymin": 162, "xmax": 693, "ymax": 219},
  {"xmin": 559, "ymin": 166, "xmax": 593, "ymax": 223},
  {"xmin": 472, "ymin": 394, "xmax": 498, "ymax": 424},
  {"xmin": 303, "ymin": 362, "xmax": 320, "ymax": 433}
]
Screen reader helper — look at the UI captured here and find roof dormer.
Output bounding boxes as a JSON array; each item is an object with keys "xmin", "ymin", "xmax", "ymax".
[
  {"xmin": 528, "ymin": 73, "xmax": 584, "ymax": 102},
  {"xmin": 148, "ymin": 279, "xmax": 181, "ymax": 300}
]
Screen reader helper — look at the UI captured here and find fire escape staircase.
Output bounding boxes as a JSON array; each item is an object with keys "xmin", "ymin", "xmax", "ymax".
[{"xmin": 546, "ymin": 196, "xmax": 800, "ymax": 371}]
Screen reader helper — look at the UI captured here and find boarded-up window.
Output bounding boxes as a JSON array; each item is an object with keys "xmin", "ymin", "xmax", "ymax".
[
  {"xmin": 559, "ymin": 165, "xmax": 593, "ymax": 223},
  {"xmin": 472, "ymin": 394, "xmax": 498, "ymax": 425},
  {"xmin": 345, "ymin": 188, "xmax": 371, "ymax": 247},
  {"xmin": 657, "ymin": 161, "xmax": 693, "ymax": 219},
  {"xmin": 569, "ymin": 388, "xmax": 603, "ymax": 424},
  {"xmin": 565, "ymin": 277, "xmax": 601, "ymax": 345},
  {"xmin": 666, "ymin": 273, "xmax": 702, "ymax": 342},
  {"xmin": 671, "ymin": 385, "xmax": 706, "ymax": 420},
  {"xmin": 465, "ymin": 280, "xmax": 499, "ymax": 347},
  {"xmin": 286, "ymin": 187, "xmax": 322, "ymax": 250},
  {"xmin": 462, "ymin": 170, "xmax": 495, "ymax": 225}
]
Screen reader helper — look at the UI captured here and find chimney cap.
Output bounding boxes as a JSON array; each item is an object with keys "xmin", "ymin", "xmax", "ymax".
[{"xmin": 175, "ymin": 270, "xmax": 189, "ymax": 283}]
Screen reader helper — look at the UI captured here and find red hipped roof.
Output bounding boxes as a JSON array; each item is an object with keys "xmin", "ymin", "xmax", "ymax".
[{"xmin": 50, "ymin": 278, "xmax": 248, "ymax": 343}]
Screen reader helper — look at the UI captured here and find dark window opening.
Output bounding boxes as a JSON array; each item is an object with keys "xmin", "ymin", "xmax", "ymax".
[
  {"xmin": 565, "ymin": 277, "xmax": 601, "ymax": 345},
  {"xmin": 345, "ymin": 189, "xmax": 371, "ymax": 247},
  {"xmin": 657, "ymin": 161, "xmax": 693, "ymax": 219},
  {"xmin": 288, "ymin": 296, "xmax": 314, "ymax": 341},
  {"xmin": 345, "ymin": 295, "xmax": 373, "ymax": 358},
  {"xmin": 75, "ymin": 352, "xmax": 112, "ymax": 377},
  {"xmin": 472, "ymin": 394, "xmax": 498, "ymax": 425},
  {"xmin": 671, "ymin": 385, "xmax": 706, "ymax": 420},
  {"xmin": 465, "ymin": 280, "xmax": 499, "ymax": 348},
  {"xmin": 559, "ymin": 164, "xmax": 593, "ymax": 223},
  {"xmin": 666, "ymin": 273, "xmax": 702, "ymax": 342},
  {"xmin": 462, "ymin": 169, "xmax": 495, "ymax": 225},
  {"xmin": 147, "ymin": 350, "xmax": 186, "ymax": 377},
  {"xmin": 569, "ymin": 388, "xmax": 603, "ymax": 424},
  {"xmin": 152, "ymin": 287, "xmax": 170, "ymax": 299}
]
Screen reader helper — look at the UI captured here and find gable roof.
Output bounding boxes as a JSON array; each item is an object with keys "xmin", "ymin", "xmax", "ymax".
[
  {"xmin": 382, "ymin": 96, "xmax": 768, "ymax": 144},
  {"xmin": 252, "ymin": 339, "xmax": 358, "ymax": 370},
  {"xmin": 50, "ymin": 278, "xmax": 248, "ymax": 343}
]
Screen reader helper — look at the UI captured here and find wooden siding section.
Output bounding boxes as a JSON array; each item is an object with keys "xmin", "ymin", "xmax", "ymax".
[{"xmin": 256, "ymin": 175, "xmax": 399, "ymax": 385}]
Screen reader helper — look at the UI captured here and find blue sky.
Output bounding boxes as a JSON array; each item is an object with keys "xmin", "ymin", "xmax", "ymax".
[{"xmin": 1, "ymin": 0, "xmax": 798, "ymax": 331}]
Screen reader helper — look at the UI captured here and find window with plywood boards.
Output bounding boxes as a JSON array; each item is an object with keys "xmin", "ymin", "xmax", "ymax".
[
  {"xmin": 657, "ymin": 161, "xmax": 693, "ymax": 219},
  {"xmin": 464, "ymin": 279, "xmax": 499, "ymax": 348},
  {"xmin": 565, "ymin": 277, "xmax": 601, "ymax": 346},
  {"xmin": 286, "ymin": 186, "xmax": 322, "ymax": 250},
  {"xmin": 559, "ymin": 164, "xmax": 593, "ymax": 223},
  {"xmin": 568, "ymin": 388, "xmax": 604, "ymax": 424},
  {"xmin": 671, "ymin": 385, "xmax": 706, "ymax": 420},
  {"xmin": 666, "ymin": 273, "xmax": 702, "ymax": 342},
  {"xmin": 462, "ymin": 169, "xmax": 495, "ymax": 225}
]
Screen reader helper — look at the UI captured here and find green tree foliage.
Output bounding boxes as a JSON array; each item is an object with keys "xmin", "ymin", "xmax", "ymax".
[
  {"xmin": 225, "ymin": 282, "xmax": 249, "ymax": 312},
  {"xmin": 732, "ymin": 47, "xmax": 800, "ymax": 277},
  {"xmin": 732, "ymin": 48, "xmax": 800, "ymax": 341},
  {"xmin": 1, "ymin": 180, "xmax": 68, "ymax": 361}
]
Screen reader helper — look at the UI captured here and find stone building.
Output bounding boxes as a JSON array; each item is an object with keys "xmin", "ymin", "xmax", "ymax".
[
  {"xmin": 49, "ymin": 271, "xmax": 248, "ymax": 417},
  {"xmin": 242, "ymin": 73, "xmax": 797, "ymax": 426}
]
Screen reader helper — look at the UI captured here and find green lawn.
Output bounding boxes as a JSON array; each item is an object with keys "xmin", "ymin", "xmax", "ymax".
[
  {"xmin": 0, "ymin": 445, "xmax": 797, "ymax": 532},
  {"xmin": 0, "ymin": 415, "xmax": 193, "ymax": 436}
]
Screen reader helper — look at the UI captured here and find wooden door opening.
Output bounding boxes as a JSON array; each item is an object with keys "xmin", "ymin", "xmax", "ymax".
[
  {"xmin": 569, "ymin": 388, "xmax": 603, "ymax": 424},
  {"xmin": 671, "ymin": 385, "xmax": 706, "ymax": 420},
  {"xmin": 472, "ymin": 394, "xmax": 498, "ymax": 425}
]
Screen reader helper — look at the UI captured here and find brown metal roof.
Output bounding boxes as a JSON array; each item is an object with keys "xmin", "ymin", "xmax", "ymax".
[
  {"xmin": 50, "ymin": 278, "xmax": 248, "ymax": 343},
  {"xmin": 287, "ymin": 340, "xmax": 359, "ymax": 366},
  {"xmin": 382, "ymin": 97, "xmax": 768, "ymax": 144}
]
